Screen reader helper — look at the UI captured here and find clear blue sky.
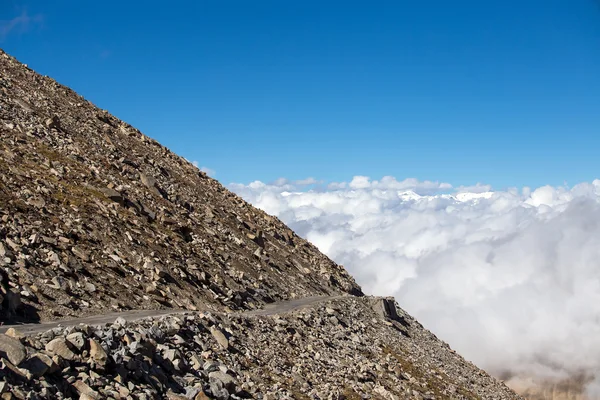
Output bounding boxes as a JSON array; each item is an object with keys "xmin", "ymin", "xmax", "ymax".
[{"xmin": 2, "ymin": 1, "xmax": 599, "ymax": 189}]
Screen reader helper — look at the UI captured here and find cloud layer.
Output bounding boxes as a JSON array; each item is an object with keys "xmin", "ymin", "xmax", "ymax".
[{"xmin": 230, "ymin": 176, "xmax": 600, "ymax": 395}]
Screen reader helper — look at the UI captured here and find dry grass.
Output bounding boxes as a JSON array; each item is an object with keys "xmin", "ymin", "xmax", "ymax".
[
  {"xmin": 382, "ymin": 344, "xmax": 481, "ymax": 400},
  {"xmin": 341, "ymin": 387, "xmax": 364, "ymax": 400}
]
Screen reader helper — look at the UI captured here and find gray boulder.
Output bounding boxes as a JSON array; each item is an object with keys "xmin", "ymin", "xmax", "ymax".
[{"xmin": 0, "ymin": 334, "xmax": 26, "ymax": 365}]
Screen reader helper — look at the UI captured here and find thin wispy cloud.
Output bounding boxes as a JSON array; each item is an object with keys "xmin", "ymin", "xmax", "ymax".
[
  {"xmin": 0, "ymin": 10, "xmax": 43, "ymax": 41},
  {"xmin": 267, "ymin": 177, "xmax": 322, "ymax": 189}
]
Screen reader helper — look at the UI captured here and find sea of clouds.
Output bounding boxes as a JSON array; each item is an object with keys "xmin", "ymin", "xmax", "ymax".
[{"xmin": 229, "ymin": 176, "xmax": 600, "ymax": 395}]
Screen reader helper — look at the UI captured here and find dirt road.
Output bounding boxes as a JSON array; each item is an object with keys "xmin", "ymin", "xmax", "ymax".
[{"xmin": 0, "ymin": 295, "xmax": 344, "ymax": 336}]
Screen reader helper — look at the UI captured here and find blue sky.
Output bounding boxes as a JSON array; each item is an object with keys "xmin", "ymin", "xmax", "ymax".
[{"xmin": 2, "ymin": 1, "xmax": 599, "ymax": 189}]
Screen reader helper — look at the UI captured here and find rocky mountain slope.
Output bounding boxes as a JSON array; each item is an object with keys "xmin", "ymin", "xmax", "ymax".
[
  {"xmin": 0, "ymin": 48, "xmax": 521, "ymax": 399},
  {"xmin": 0, "ymin": 297, "xmax": 520, "ymax": 400},
  {"xmin": 0, "ymin": 49, "xmax": 361, "ymax": 322}
]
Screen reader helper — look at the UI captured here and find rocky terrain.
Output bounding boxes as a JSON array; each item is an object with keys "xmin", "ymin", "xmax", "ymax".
[
  {"xmin": 0, "ymin": 297, "xmax": 519, "ymax": 400},
  {"xmin": 0, "ymin": 48, "xmax": 361, "ymax": 322},
  {"xmin": 0, "ymin": 47, "xmax": 521, "ymax": 399}
]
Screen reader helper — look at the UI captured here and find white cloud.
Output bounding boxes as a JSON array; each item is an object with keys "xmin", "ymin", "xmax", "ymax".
[
  {"xmin": 345, "ymin": 175, "xmax": 452, "ymax": 193},
  {"xmin": 230, "ymin": 176, "xmax": 600, "ymax": 394},
  {"xmin": 0, "ymin": 10, "xmax": 43, "ymax": 40},
  {"xmin": 455, "ymin": 182, "xmax": 493, "ymax": 193},
  {"xmin": 191, "ymin": 161, "xmax": 215, "ymax": 177},
  {"xmin": 349, "ymin": 175, "xmax": 371, "ymax": 189},
  {"xmin": 266, "ymin": 177, "xmax": 321, "ymax": 188},
  {"xmin": 271, "ymin": 177, "xmax": 289, "ymax": 187},
  {"xmin": 294, "ymin": 177, "xmax": 321, "ymax": 186}
]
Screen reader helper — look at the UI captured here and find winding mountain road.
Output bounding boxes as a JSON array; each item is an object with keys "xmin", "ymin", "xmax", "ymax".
[{"xmin": 0, "ymin": 295, "xmax": 343, "ymax": 336}]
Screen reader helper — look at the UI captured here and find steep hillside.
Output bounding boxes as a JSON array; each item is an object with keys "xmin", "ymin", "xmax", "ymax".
[
  {"xmin": 0, "ymin": 48, "xmax": 521, "ymax": 399},
  {"xmin": 0, "ymin": 297, "xmax": 521, "ymax": 399},
  {"xmin": 0, "ymin": 49, "xmax": 361, "ymax": 322}
]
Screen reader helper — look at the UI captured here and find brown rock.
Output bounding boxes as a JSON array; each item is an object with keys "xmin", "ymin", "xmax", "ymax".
[
  {"xmin": 89, "ymin": 339, "xmax": 108, "ymax": 367},
  {"xmin": 140, "ymin": 173, "xmax": 162, "ymax": 198},
  {"xmin": 71, "ymin": 246, "xmax": 91, "ymax": 262},
  {"xmin": 21, "ymin": 353, "xmax": 55, "ymax": 377},
  {"xmin": 66, "ymin": 332, "xmax": 86, "ymax": 352},
  {"xmin": 99, "ymin": 187, "xmax": 124, "ymax": 203},
  {"xmin": 45, "ymin": 337, "xmax": 76, "ymax": 361},
  {"xmin": 44, "ymin": 115, "xmax": 61, "ymax": 130},
  {"xmin": 3, "ymin": 328, "xmax": 24, "ymax": 340},
  {"xmin": 72, "ymin": 380, "xmax": 99, "ymax": 399},
  {"xmin": 0, "ymin": 334, "xmax": 26, "ymax": 366},
  {"xmin": 166, "ymin": 391, "xmax": 188, "ymax": 400},
  {"xmin": 210, "ymin": 326, "xmax": 229, "ymax": 350},
  {"xmin": 0, "ymin": 357, "xmax": 30, "ymax": 380}
]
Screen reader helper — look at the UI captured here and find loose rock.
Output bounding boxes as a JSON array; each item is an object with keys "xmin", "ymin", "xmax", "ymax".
[
  {"xmin": 45, "ymin": 337, "xmax": 76, "ymax": 361},
  {"xmin": 0, "ymin": 334, "xmax": 26, "ymax": 365}
]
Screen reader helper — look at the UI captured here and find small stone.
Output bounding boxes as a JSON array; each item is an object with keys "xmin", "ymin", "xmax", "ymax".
[
  {"xmin": 203, "ymin": 360, "xmax": 219, "ymax": 373},
  {"xmin": 66, "ymin": 332, "xmax": 86, "ymax": 351},
  {"xmin": 44, "ymin": 115, "xmax": 61, "ymax": 130},
  {"xmin": 72, "ymin": 380, "xmax": 99, "ymax": 399},
  {"xmin": 117, "ymin": 385, "xmax": 130, "ymax": 398},
  {"xmin": 0, "ymin": 334, "xmax": 26, "ymax": 366},
  {"xmin": 45, "ymin": 338, "xmax": 76, "ymax": 361},
  {"xmin": 209, "ymin": 327, "xmax": 229, "ymax": 350},
  {"xmin": 190, "ymin": 354, "xmax": 203, "ymax": 371},
  {"xmin": 172, "ymin": 334, "xmax": 185, "ymax": 345},
  {"xmin": 140, "ymin": 173, "xmax": 161, "ymax": 198},
  {"xmin": 164, "ymin": 348, "xmax": 178, "ymax": 362},
  {"xmin": 3, "ymin": 328, "xmax": 24, "ymax": 340},
  {"xmin": 51, "ymin": 276, "xmax": 68, "ymax": 291},
  {"xmin": 27, "ymin": 196, "xmax": 46, "ymax": 209},
  {"xmin": 195, "ymin": 393, "xmax": 210, "ymax": 400},
  {"xmin": 21, "ymin": 353, "xmax": 55, "ymax": 377},
  {"xmin": 71, "ymin": 246, "xmax": 90, "ymax": 262},
  {"xmin": 208, "ymin": 370, "xmax": 237, "ymax": 391},
  {"xmin": 166, "ymin": 391, "xmax": 188, "ymax": 400},
  {"xmin": 99, "ymin": 187, "xmax": 123, "ymax": 203},
  {"xmin": 1, "ymin": 357, "xmax": 30, "ymax": 380},
  {"xmin": 89, "ymin": 339, "xmax": 108, "ymax": 367},
  {"xmin": 84, "ymin": 282, "xmax": 96, "ymax": 293}
]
